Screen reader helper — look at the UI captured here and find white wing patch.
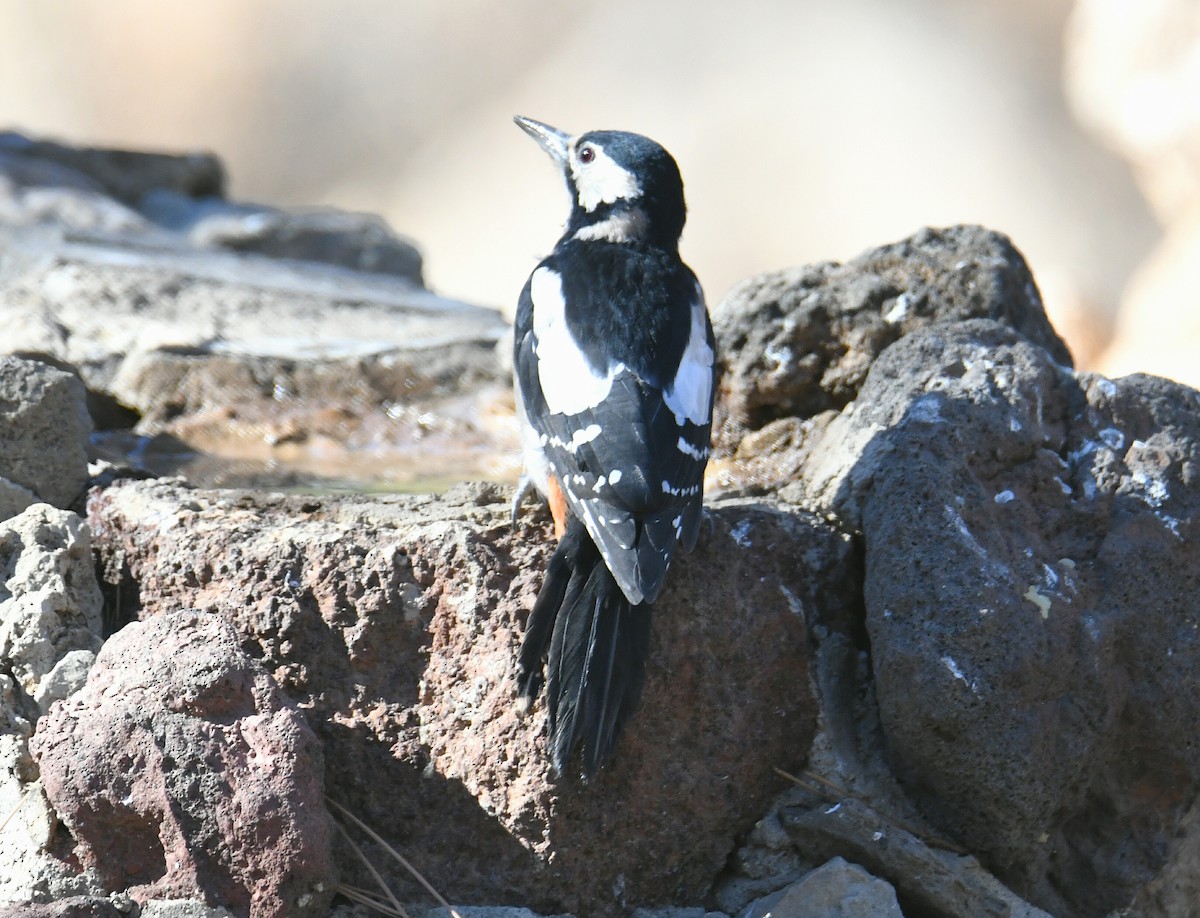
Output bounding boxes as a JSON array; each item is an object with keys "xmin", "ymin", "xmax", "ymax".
[
  {"xmin": 663, "ymin": 289, "xmax": 714, "ymax": 426},
  {"xmin": 531, "ymin": 267, "xmax": 622, "ymax": 415},
  {"xmin": 548, "ymin": 423, "xmax": 602, "ymax": 453},
  {"xmin": 571, "ymin": 146, "xmax": 642, "ymax": 212},
  {"xmin": 676, "ymin": 435, "xmax": 708, "ymax": 460}
]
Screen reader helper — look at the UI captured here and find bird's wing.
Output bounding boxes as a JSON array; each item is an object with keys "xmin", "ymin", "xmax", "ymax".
[{"xmin": 514, "ymin": 265, "xmax": 714, "ymax": 605}]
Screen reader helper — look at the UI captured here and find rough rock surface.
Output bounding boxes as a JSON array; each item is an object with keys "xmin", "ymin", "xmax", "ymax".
[
  {"xmin": 0, "ymin": 505, "xmax": 106, "ymax": 906},
  {"xmin": 0, "ymin": 732, "xmax": 100, "ymax": 908},
  {"xmin": 708, "ymin": 226, "xmax": 1071, "ymax": 493},
  {"xmin": 704, "ymin": 224, "xmax": 1200, "ymax": 916},
  {"xmin": 0, "ymin": 504, "xmax": 103, "ymax": 714},
  {"xmin": 738, "ymin": 857, "xmax": 902, "ymax": 918},
  {"xmin": 780, "ymin": 318, "xmax": 1200, "ymax": 915},
  {"xmin": 0, "ymin": 131, "xmax": 510, "ymax": 490},
  {"xmin": 0, "ymin": 357, "xmax": 91, "ymax": 513},
  {"xmin": 138, "ymin": 901, "xmax": 237, "ymax": 918},
  {"xmin": 86, "ymin": 479, "xmax": 856, "ymax": 914},
  {"xmin": 719, "ymin": 775, "xmax": 1051, "ymax": 918},
  {"xmin": 0, "ymin": 897, "xmax": 128, "ymax": 918},
  {"xmin": 29, "ymin": 611, "xmax": 336, "ymax": 918}
]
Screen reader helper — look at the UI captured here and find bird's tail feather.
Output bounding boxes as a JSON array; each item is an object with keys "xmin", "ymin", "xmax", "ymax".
[{"xmin": 517, "ymin": 517, "xmax": 651, "ymax": 778}]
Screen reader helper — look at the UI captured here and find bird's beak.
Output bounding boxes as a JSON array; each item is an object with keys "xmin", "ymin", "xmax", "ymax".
[{"xmin": 514, "ymin": 116, "xmax": 570, "ymax": 166}]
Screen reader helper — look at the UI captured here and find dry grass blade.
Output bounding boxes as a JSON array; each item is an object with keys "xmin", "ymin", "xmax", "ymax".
[
  {"xmin": 771, "ymin": 766, "xmax": 827, "ymax": 798},
  {"xmin": 800, "ymin": 768, "xmax": 852, "ymax": 797},
  {"xmin": 332, "ymin": 814, "xmax": 408, "ymax": 917},
  {"xmin": 0, "ymin": 787, "xmax": 29, "ymax": 836},
  {"xmin": 327, "ymin": 796, "xmax": 463, "ymax": 918}
]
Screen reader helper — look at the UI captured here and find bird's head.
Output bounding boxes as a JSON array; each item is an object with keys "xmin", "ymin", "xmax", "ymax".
[{"xmin": 515, "ymin": 116, "xmax": 686, "ymax": 249}]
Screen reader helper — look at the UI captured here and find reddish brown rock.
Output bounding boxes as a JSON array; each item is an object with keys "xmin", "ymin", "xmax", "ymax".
[
  {"xmin": 28, "ymin": 611, "xmax": 336, "ymax": 918},
  {"xmin": 87, "ymin": 480, "xmax": 855, "ymax": 914}
]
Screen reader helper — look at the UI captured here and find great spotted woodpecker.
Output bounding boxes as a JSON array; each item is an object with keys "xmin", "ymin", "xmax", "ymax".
[{"xmin": 511, "ymin": 116, "xmax": 715, "ymax": 778}]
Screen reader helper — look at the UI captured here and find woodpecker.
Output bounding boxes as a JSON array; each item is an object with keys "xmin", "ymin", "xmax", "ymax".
[{"xmin": 511, "ymin": 115, "xmax": 715, "ymax": 779}]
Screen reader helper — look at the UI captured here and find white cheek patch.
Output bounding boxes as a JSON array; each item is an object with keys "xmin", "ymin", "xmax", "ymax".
[
  {"xmin": 572, "ymin": 146, "xmax": 642, "ymax": 212},
  {"xmin": 531, "ymin": 267, "xmax": 621, "ymax": 415},
  {"xmin": 663, "ymin": 288, "xmax": 714, "ymax": 427}
]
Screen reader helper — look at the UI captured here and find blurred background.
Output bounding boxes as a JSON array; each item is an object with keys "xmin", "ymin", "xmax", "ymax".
[{"xmin": 1, "ymin": 0, "xmax": 1196, "ymax": 387}]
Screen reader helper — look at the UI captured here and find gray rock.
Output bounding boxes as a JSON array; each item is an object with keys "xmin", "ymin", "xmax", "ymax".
[
  {"xmin": 0, "ymin": 477, "xmax": 38, "ymax": 523},
  {"xmin": 0, "ymin": 230, "xmax": 501, "ymax": 412},
  {"xmin": 839, "ymin": 320, "xmax": 1200, "ymax": 914},
  {"xmin": 0, "ymin": 358, "xmax": 91, "ymax": 512},
  {"xmin": 738, "ymin": 858, "xmax": 902, "ymax": 918},
  {"xmin": 138, "ymin": 900, "xmax": 235, "ymax": 918},
  {"xmin": 0, "ymin": 131, "xmax": 224, "ymax": 206},
  {"xmin": 0, "ymin": 733, "xmax": 103, "ymax": 907},
  {"xmin": 709, "ymin": 226, "xmax": 1071, "ymax": 495},
  {"xmin": 0, "ymin": 505, "xmax": 102, "ymax": 708},
  {"xmin": 410, "ymin": 910, "xmax": 573, "ymax": 918},
  {"xmin": 716, "ymin": 770, "xmax": 1050, "ymax": 918},
  {"xmin": 0, "ymin": 897, "xmax": 127, "ymax": 917},
  {"xmin": 0, "ymin": 506, "xmax": 106, "ymax": 908},
  {"xmin": 182, "ymin": 198, "xmax": 423, "ymax": 284},
  {"xmin": 0, "ymin": 213, "xmax": 507, "ymax": 490},
  {"xmin": 0, "ymin": 163, "xmax": 150, "ymax": 234},
  {"xmin": 32, "ymin": 649, "xmax": 97, "ymax": 712}
]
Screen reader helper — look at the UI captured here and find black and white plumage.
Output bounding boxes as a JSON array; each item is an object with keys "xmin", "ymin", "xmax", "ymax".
[{"xmin": 511, "ymin": 116, "xmax": 715, "ymax": 778}]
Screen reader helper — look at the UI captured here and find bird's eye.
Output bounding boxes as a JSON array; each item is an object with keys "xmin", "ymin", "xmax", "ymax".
[{"xmin": 578, "ymin": 145, "xmax": 595, "ymax": 164}]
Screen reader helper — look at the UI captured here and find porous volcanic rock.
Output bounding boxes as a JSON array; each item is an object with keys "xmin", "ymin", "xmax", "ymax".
[
  {"xmin": 86, "ymin": 480, "xmax": 857, "ymax": 914},
  {"xmin": 709, "ymin": 225, "xmax": 1071, "ymax": 493},
  {"xmin": 0, "ymin": 503, "xmax": 103, "ymax": 713},
  {"xmin": 0, "ymin": 897, "xmax": 128, "ymax": 918},
  {"xmin": 0, "ymin": 357, "xmax": 91, "ymax": 514},
  {"xmin": 830, "ymin": 319, "xmax": 1200, "ymax": 915},
  {"xmin": 29, "ymin": 611, "xmax": 336, "ymax": 918},
  {"xmin": 0, "ymin": 504, "xmax": 106, "ymax": 908}
]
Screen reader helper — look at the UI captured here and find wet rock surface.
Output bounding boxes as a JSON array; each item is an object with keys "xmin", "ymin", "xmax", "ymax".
[{"xmin": 0, "ymin": 132, "xmax": 511, "ymax": 492}]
